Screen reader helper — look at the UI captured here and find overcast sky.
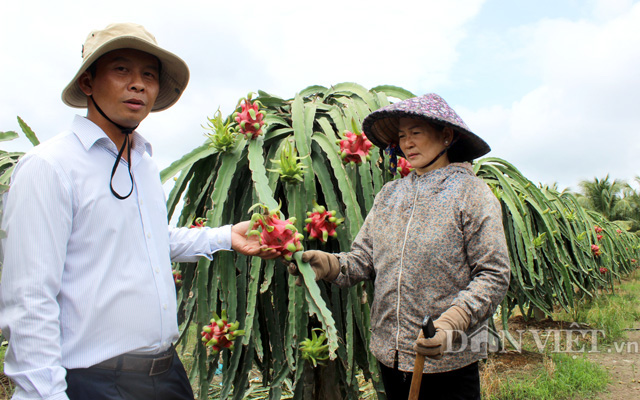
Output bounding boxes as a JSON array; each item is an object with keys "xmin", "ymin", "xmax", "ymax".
[{"xmin": 2, "ymin": 0, "xmax": 639, "ymax": 192}]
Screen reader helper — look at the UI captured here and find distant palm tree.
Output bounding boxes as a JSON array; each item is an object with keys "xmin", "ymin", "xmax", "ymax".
[
  {"xmin": 577, "ymin": 175, "xmax": 625, "ymax": 220},
  {"xmin": 576, "ymin": 176, "xmax": 640, "ymax": 232}
]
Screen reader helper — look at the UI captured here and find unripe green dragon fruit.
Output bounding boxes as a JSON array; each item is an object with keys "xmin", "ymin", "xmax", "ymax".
[
  {"xmin": 247, "ymin": 203, "xmax": 304, "ymax": 260},
  {"xmin": 304, "ymin": 201, "xmax": 343, "ymax": 243},
  {"xmin": 300, "ymin": 328, "xmax": 329, "ymax": 367},
  {"xmin": 200, "ymin": 309, "xmax": 245, "ymax": 355},
  {"xmin": 267, "ymin": 138, "xmax": 307, "ymax": 183},
  {"xmin": 234, "ymin": 93, "xmax": 266, "ymax": 140},
  {"xmin": 205, "ymin": 108, "xmax": 237, "ymax": 153}
]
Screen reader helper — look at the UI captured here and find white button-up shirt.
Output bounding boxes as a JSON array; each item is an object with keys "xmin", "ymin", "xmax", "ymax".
[{"xmin": 0, "ymin": 115, "xmax": 231, "ymax": 400}]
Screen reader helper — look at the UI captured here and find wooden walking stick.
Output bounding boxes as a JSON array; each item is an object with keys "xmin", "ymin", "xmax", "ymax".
[{"xmin": 408, "ymin": 316, "xmax": 436, "ymax": 400}]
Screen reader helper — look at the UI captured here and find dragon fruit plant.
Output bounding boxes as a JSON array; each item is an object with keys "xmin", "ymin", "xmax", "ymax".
[
  {"xmin": 268, "ymin": 138, "xmax": 307, "ymax": 183},
  {"xmin": 162, "ymin": 83, "xmax": 640, "ymax": 398},
  {"xmin": 205, "ymin": 108, "xmax": 237, "ymax": 153},
  {"xmin": 234, "ymin": 93, "xmax": 266, "ymax": 140},
  {"xmin": 201, "ymin": 309, "xmax": 245, "ymax": 355},
  {"xmin": 304, "ymin": 201, "xmax": 344, "ymax": 243},
  {"xmin": 247, "ymin": 203, "xmax": 304, "ymax": 260}
]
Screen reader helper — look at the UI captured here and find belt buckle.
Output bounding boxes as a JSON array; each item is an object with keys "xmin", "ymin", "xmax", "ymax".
[{"xmin": 149, "ymin": 354, "xmax": 173, "ymax": 376}]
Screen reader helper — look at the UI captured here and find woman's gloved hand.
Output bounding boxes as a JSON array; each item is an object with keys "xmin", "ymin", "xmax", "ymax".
[
  {"xmin": 413, "ymin": 306, "xmax": 470, "ymax": 360},
  {"xmin": 287, "ymin": 250, "xmax": 340, "ymax": 285}
]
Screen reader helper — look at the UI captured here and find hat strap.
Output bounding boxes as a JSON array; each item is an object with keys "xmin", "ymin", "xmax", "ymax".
[
  {"xmin": 421, "ymin": 133, "xmax": 460, "ymax": 170},
  {"xmin": 90, "ymin": 95, "xmax": 137, "ymax": 200}
]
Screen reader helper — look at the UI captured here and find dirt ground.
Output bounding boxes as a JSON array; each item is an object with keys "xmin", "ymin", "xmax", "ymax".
[
  {"xmin": 586, "ymin": 326, "xmax": 640, "ymax": 399},
  {"xmin": 495, "ymin": 316, "xmax": 640, "ymax": 400}
]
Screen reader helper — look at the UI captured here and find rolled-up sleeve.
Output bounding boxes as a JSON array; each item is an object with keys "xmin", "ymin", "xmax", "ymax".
[
  {"xmin": 452, "ymin": 182, "xmax": 511, "ymax": 327},
  {"xmin": 168, "ymin": 224, "xmax": 232, "ymax": 262}
]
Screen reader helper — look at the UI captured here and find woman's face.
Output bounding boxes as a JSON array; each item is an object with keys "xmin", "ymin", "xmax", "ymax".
[{"xmin": 397, "ymin": 118, "xmax": 452, "ymax": 175}]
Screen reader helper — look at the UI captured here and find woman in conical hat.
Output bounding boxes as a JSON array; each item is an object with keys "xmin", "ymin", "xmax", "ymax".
[{"xmin": 291, "ymin": 94, "xmax": 511, "ymax": 399}]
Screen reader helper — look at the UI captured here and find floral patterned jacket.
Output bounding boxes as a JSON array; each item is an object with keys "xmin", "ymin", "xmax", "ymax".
[{"xmin": 333, "ymin": 162, "xmax": 510, "ymax": 373}]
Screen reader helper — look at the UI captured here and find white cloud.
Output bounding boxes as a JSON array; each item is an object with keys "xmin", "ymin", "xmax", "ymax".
[{"xmin": 463, "ymin": 2, "xmax": 640, "ymax": 190}]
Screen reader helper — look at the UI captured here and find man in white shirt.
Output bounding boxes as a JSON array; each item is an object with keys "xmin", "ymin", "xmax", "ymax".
[{"xmin": 0, "ymin": 23, "xmax": 275, "ymax": 400}]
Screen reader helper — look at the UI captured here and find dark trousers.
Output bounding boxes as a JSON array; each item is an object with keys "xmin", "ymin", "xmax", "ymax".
[
  {"xmin": 379, "ymin": 361, "xmax": 481, "ymax": 400},
  {"xmin": 66, "ymin": 351, "xmax": 194, "ymax": 400}
]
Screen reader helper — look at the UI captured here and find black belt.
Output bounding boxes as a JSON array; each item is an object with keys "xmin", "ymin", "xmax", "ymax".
[{"xmin": 93, "ymin": 347, "xmax": 174, "ymax": 376}]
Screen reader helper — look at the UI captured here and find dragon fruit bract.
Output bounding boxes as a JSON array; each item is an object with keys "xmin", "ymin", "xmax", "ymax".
[
  {"xmin": 234, "ymin": 93, "xmax": 265, "ymax": 140},
  {"xmin": 201, "ymin": 309, "xmax": 245, "ymax": 355},
  {"xmin": 248, "ymin": 203, "xmax": 304, "ymax": 260},
  {"xmin": 304, "ymin": 201, "xmax": 344, "ymax": 243}
]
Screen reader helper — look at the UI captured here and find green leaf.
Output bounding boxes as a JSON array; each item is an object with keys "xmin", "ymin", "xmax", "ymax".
[
  {"xmin": 0, "ymin": 131, "xmax": 18, "ymax": 142},
  {"xmin": 370, "ymin": 85, "xmax": 416, "ymax": 100},
  {"xmin": 17, "ymin": 116, "xmax": 40, "ymax": 146},
  {"xmin": 160, "ymin": 142, "xmax": 216, "ymax": 183}
]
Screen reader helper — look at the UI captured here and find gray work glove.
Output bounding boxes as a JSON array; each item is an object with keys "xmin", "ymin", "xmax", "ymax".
[
  {"xmin": 287, "ymin": 250, "xmax": 340, "ymax": 286},
  {"xmin": 413, "ymin": 305, "xmax": 471, "ymax": 360}
]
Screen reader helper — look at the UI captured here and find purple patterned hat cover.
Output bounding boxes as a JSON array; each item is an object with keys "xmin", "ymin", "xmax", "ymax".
[{"xmin": 362, "ymin": 93, "xmax": 490, "ymax": 162}]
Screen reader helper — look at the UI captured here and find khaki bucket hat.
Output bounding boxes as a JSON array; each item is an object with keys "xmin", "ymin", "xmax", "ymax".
[
  {"xmin": 362, "ymin": 93, "xmax": 490, "ymax": 162},
  {"xmin": 61, "ymin": 22, "xmax": 190, "ymax": 112}
]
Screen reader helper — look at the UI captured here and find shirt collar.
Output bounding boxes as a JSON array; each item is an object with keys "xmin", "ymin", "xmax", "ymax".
[{"xmin": 71, "ymin": 115, "xmax": 153, "ymax": 157}]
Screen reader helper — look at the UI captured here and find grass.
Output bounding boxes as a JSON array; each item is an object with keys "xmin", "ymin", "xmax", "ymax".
[
  {"xmin": 555, "ymin": 270, "xmax": 640, "ymax": 344},
  {"xmin": 481, "ymin": 353, "xmax": 609, "ymax": 400},
  {"xmin": 478, "ymin": 270, "xmax": 640, "ymax": 399},
  {"xmin": 1, "ymin": 341, "xmax": 15, "ymax": 400}
]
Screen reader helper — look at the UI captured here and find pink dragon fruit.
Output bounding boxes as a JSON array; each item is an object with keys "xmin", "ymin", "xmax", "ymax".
[
  {"xmin": 190, "ymin": 217, "xmax": 207, "ymax": 228},
  {"xmin": 201, "ymin": 309, "xmax": 245, "ymax": 355},
  {"xmin": 172, "ymin": 269, "xmax": 183, "ymax": 286},
  {"xmin": 248, "ymin": 203, "xmax": 304, "ymax": 260},
  {"xmin": 337, "ymin": 130, "xmax": 372, "ymax": 164},
  {"xmin": 304, "ymin": 201, "xmax": 344, "ymax": 243},
  {"xmin": 234, "ymin": 93, "xmax": 266, "ymax": 140},
  {"xmin": 591, "ymin": 244, "xmax": 601, "ymax": 257},
  {"xmin": 396, "ymin": 157, "xmax": 414, "ymax": 177}
]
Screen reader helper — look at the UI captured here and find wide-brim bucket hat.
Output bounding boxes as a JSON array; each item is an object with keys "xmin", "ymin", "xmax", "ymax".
[
  {"xmin": 61, "ymin": 22, "xmax": 190, "ymax": 112},
  {"xmin": 362, "ymin": 93, "xmax": 490, "ymax": 162}
]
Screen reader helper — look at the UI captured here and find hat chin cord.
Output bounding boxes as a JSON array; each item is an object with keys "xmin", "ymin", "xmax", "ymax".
[
  {"xmin": 90, "ymin": 95, "xmax": 138, "ymax": 200},
  {"xmin": 417, "ymin": 135, "xmax": 459, "ymax": 171}
]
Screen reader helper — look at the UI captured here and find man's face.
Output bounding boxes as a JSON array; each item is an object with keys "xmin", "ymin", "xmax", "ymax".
[{"xmin": 81, "ymin": 48, "xmax": 160, "ymax": 128}]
